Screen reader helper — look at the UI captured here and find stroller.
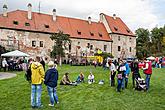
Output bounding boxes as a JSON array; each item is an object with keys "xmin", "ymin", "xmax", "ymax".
[{"xmin": 135, "ymin": 77, "xmax": 147, "ymax": 91}]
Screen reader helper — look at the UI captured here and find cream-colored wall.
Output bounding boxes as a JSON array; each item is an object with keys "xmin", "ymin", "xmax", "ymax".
[
  {"xmin": 0, "ymin": 29, "xmax": 112, "ymax": 60},
  {"xmin": 0, "ymin": 29, "xmax": 53, "ymax": 59},
  {"xmin": 100, "ymin": 14, "xmax": 136, "ymax": 59},
  {"xmin": 68, "ymin": 38, "xmax": 112, "ymax": 56},
  {"xmin": 111, "ymin": 34, "xmax": 136, "ymax": 59}
]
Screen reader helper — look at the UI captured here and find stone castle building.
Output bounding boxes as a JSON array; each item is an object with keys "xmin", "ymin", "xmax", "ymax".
[{"xmin": 0, "ymin": 3, "xmax": 136, "ymax": 61}]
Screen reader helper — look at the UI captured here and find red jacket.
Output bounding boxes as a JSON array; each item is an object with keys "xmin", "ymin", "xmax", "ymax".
[{"xmin": 144, "ymin": 61, "xmax": 152, "ymax": 74}]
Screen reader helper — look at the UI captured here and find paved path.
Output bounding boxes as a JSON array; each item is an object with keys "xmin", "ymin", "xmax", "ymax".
[{"xmin": 0, "ymin": 72, "xmax": 17, "ymax": 80}]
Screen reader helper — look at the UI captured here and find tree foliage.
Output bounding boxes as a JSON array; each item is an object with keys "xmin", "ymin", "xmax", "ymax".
[
  {"xmin": 0, "ymin": 45, "xmax": 7, "ymax": 55},
  {"xmin": 136, "ymin": 26, "xmax": 165, "ymax": 58},
  {"xmin": 50, "ymin": 31, "xmax": 71, "ymax": 58}
]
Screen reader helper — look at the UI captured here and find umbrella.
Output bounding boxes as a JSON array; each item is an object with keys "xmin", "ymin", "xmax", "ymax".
[
  {"xmin": 1, "ymin": 50, "xmax": 30, "ymax": 57},
  {"xmin": 146, "ymin": 56, "xmax": 155, "ymax": 60}
]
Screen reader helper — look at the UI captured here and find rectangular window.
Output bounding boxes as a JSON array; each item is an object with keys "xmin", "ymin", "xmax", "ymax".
[
  {"xmin": 129, "ymin": 37, "xmax": 132, "ymax": 42},
  {"xmin": 87, "ymin": 43, "xmax": 90, "ymax": 48},
  {"xmin": 69, "ymin": 44, "xmax": 71, "ymax": 52},
  {"xmin": 25, "ymin": 22, "xmax": 30, "ymax": 26},
  {"xmin": 104, "ymin": 45, "xmax": 107, "ymax": 52},
  {"xmin": 77, "ymin": 30, "xmax": 81, "ymax": 35},
  {"xmin": 118, "ymin": 46, "xmax": 121, "ymax": 51},
  {"xmin": 45, "ymin": 24, "xmax": 49, "ymax": 28},
  {"xmin": 90, "ymin": 45, "xmax": 93, "ymax": 50},
  {"xmin": 40, "ymin": 41, "xmax": 43, "ymax": 47},
  {"xmin": 98, "ymin": 33, "xmax": 102, "ymax": 37},
  {"xmin": 118, "ymin": 36, "xmax": 120, "ymax": 41},
  {"xmin": 129, "ymin": 47, "xmax": 131, "ymax": 52},
  {"xmin": 13, "ymin": 21, "xmax": 19, "ymax": 25},
  {"xmin": 32, "ymin": 41, "xmax": 36, "ymax": 47}
]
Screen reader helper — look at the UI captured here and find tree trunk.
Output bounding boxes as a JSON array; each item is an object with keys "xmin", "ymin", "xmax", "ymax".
[{"xmin": 59, "ymin": 55, "xmax": 62, "ymax": 66}]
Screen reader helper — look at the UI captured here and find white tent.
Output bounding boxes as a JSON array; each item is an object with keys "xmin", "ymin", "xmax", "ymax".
[
  {"xmin": 146, "ymin": 56, "xmax": 155, "ymax": 60},
  {"xmin": 1, "ymin": 50, "xmax": 30, "ymax": 57}
]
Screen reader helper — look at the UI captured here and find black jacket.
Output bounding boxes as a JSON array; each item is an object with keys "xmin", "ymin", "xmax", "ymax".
[{"xmin": 44, "ymin": 68, "xmax": 58, "ymax": 87}]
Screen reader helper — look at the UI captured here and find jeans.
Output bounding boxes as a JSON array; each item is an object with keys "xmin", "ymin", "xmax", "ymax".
[
  {"xmin": 122, "ymin": 76, "xmax": 128, "ymax": 89},
  {"xmin": 31, "ymin": 84, "xmax": 42, "ymax": 107},
  {"xmin": 145, "ymin": 74, "xmax": 151, "ymax": 90},
  {"xmin": 117, "ymin": 79, "xmax": 122, "ymax": 92},
  {"xmin": 47, "ymin": 86, "xmax": 58, "ymax": 105}
]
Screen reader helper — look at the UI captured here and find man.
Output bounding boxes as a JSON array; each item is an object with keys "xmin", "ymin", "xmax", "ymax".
[
  {"xmin": 109, "ymin": 60, "xmax": 116, "ymax": 86},
  {"xmin": 131, "ymin": 59, "xmax": 141, "ymax": 88},
  {"xmin": 40, "ymin": 57, "xmax": 45, "ymax": 70},
  {"xmin": 31, "ymin": 56, "xmax": 45, "ymax": 108},
  {"xmin": 143, "ymin": 59, "xmax": 152, "ymax": 91},
  {"xmin": 122, "ymin": 60, "xmax": 130, "ymax": 89}
]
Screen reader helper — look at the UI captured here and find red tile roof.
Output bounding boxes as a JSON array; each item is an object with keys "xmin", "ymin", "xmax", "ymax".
[
  {"xmin": 103, "ymin": 14, "xmax": 135, "ymax": 37},
  {"xmin": 0, "ymin": 10, "xmax": 111, "ymax": 41}
]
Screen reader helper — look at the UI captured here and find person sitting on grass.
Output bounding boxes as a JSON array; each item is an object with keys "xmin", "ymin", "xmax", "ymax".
[
  {"xmin": 76, "ymin": 72, "xmax": 85, "ymax": 83},
  {"xmin": 88, "ymin": 72, "xmax": 95, "ymax": 84},
  {"xmin": 60, "ymin": 73, "xmax": 77, "ymax": 86},
  {"xmin": 44, "ymin": 61, "xmax": 59, "ymax": 107}
]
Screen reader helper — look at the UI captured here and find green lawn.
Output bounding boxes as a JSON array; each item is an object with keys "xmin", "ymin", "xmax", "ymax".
[{"xmin": 0, "ymin": 65, "xmax": 165, "ymax": 110}]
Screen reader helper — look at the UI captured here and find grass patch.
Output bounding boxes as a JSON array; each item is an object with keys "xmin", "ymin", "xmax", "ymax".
[{"xmin": 0, "ymin": 65, "xmax": 165, "ymax": 110}]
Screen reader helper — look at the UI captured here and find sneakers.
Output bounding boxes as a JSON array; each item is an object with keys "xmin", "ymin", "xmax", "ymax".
[
  {"xmin": 48, "ymin": 104, "xmax": 54, "ymax": 107},
  {"xmin": 56, "ymin": 101, "xmax": 60, "ymax": 104}
]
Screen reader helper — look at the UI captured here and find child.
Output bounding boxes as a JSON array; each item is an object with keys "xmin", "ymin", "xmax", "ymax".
[
  {"xmin": 88, "ymin": 72, "xmax": 95, "ymax": 84},
  {"xmin": 44, "ymin": 61, "xmax": 59, "ymax": 106}
]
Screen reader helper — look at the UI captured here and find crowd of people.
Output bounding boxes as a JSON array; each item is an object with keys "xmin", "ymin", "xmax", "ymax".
[{"xmin": 1, "ymin": 56, "xmax": 153, "ymax": 108}]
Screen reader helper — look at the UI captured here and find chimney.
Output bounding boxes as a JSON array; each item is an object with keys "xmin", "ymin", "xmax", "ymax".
[
  {"xmin": 27, "ymin": 3, "xmax": 32, "ymax": 20},
  {"xmin": 113, "ymin": 14, "xmax": 116, "ymax": 19},
  {"xmin": 99, "ymin": 13, "xmax": 104, "ymax": 23},
  {"xmin": 3, "ymin": 4, "xmax": 8, "ymax": 17},
  {"xmin": 88, "ymin": 16, "xmax": 91, "ymax": 24},
  {"xmin": 52, "ymin": 9, "xmax": 56, "ymax": 21}
]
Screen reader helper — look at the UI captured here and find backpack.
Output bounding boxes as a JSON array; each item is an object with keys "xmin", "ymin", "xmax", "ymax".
[{"xmin": 25, "ymin": 64, "xmax": 32, "ymax": 83}]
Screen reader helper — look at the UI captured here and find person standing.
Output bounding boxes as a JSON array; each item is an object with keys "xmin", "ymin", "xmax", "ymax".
[
  {"xmin": 40, "ymin": 57, "xmax": 45, "ymax": 71},
  {"xmin": 2, "ymin": 58, "xmax": 8, "ymax": 72},
  {"xmin": 44, "ymin": 61, "xmax": 59, "ymax": 106},
  {"xmin": 131, "ymin": 59, "xmax": 141, "ymax": 88},
  {"xmin": 122, "ymin": 60, "xmax": 130, "ymax": 89},
  {"xmin": 109, "ymin": 60, "xmax": 116, "ymax": 86},
  {"xmin": 143, "ymin": 59, "xmax": 152, "ymax": 91},
  {"xmin": 31, "ymin": 56, "xmax": 45, "ymax": 108},
  {"xmin": 117, "ymin": 60, "xmax": 126, "ymax": 92}
]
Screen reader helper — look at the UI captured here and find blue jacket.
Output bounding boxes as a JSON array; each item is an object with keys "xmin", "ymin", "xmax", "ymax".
[
  {"xmin": 124, "ymin": 63, "xmax": 130, "ymax": 75},
  {"xmin": 44, "ymin": 68, "xmax": 58, "ymax": 87}
]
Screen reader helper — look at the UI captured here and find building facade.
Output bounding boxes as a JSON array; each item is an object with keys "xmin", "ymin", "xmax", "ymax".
[{"xmin": 0, "ymin": 4, "xmax": 136, "ymax": 61}]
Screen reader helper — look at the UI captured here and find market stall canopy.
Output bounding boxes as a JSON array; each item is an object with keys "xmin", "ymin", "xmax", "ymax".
[
  {"xmin": 146, "ymin": 56, "xmax": 155, "ymax": 60},
  {"xmin": 1, "ymin": 50, "xmax": 30, "ymax": 57}
]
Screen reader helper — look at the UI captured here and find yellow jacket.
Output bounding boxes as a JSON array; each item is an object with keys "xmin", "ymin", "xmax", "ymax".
[{"xmin": 31, "ymin": 62, "xmax": 45, "ymax": 84}]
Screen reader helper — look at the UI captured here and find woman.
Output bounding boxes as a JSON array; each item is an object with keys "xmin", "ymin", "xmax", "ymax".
[
  {"xmin": 60, "ymin": 73, "xmax": 72, "ymax": 85},
  {"xmin": 44, "ymin": 61, "xmax": 59, "ymax": 106},
  {"xmin": 76, "ymin": 72, "xmax": 85, "ymax": 83},
  {"xmin": 117, "ymin": 60, "xmax": 126, "ymax": 92}
]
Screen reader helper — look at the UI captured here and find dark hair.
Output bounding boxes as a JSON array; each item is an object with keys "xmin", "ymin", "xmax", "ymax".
[
  {"xmin": 65, "ymin": 72, "xmax": 69, "ymax": 75},
  {"xmin": 36, "ymin": 56, "xmax": 40, "ymax": 62}
]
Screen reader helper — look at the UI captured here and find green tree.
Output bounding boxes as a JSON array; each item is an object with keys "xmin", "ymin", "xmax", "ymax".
[
  {"xmin": 135, "ymin": 28, "xmax": 151, "ymax": 59},
  {"xmin": 151, "ymin": 27, "xmax": 164, "ymax": 53},
  {"xmin": 0, "ymin": 45, "xmax": 7, "ymax": 55},
  {"xmin": 50, "ymin": 31, "xmax": 71, "ymax": 66}
]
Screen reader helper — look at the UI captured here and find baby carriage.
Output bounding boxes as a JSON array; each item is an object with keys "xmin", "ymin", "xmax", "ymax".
[{"xmin": 135, "ymin": 78, "xmax": 147, "ymax": 91}]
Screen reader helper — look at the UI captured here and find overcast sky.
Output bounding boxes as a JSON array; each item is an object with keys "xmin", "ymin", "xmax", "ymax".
[{"xmin": 0, "ymin": 0, "xmax": 165, "ymax": 32}]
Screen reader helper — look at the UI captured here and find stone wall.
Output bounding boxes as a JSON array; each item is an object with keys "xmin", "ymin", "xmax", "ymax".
[
  {"xmin": 0, "ymin": 28, "xmax": 112, "ymax": 61},
  {"xmin": 111, "ymin": 34, "xmax": 136, "ymax": 59}
]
